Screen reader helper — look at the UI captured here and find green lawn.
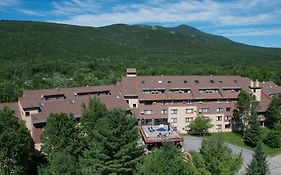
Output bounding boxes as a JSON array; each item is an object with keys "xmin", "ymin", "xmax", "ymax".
[{"xmin": 187, "ymin": 132, "xmax": 281, "ymax": 156}]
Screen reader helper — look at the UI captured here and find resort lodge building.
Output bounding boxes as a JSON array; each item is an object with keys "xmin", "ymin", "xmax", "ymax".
[{"xmin": 1, "ymin": 68, "xmax": 281, "ymax": 148}]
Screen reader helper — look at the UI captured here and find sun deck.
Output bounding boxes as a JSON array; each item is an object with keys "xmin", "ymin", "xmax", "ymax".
[{"xmin": 140, "ymin": 124, "xmax": 184, "ymax": 144}]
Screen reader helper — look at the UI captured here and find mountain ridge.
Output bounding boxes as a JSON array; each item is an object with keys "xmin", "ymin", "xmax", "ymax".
[{"xmin": 0, "ymin": 20, "xmax": 281, "ymax": 103}]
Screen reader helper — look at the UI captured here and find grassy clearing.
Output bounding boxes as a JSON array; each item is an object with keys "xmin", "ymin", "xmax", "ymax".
[{"xmin": 187, "ymin": 132, "xmax": 281, "ymax": 156}]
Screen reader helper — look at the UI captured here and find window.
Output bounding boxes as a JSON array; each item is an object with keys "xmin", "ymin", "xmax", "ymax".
[
  {"xmin": 186, "ymin": 108, "xmax": 194, "ymax": 113},
  {"xmin": 144, "ymin": 110, "xmax": 152, "ymax": 115},
  {"xmin": 216, "ymin": 124, "xmax": 222, "ymax": 129},
  {"xmin": 224, "ymin": 116, "xmax": 232, "ymax": 121},
  {"xmin": 185, "ymin": 126, "xmax": 191, "ymax": 131},
  {"xmin": 202, "ymin": 108, "xmax": 209, "ymax": 113},
  {"xmin": 161, "ymin": 109, "xmax": 168, "ymax": 114},
  {"xmin": 133, "ymin": 104, "xmax": 137, "ymax": 108},
  {"xmin": 171, "ymin": 118, "xmax": 177, "ymax": 123},
  {"xmin": 216, "ymin": 116, "xmax": 222, "ymax": 121},
  {"xmin": 25, "ymin": 111, "xmax": 30, "ymax": 116},
  {"xmin": 186, "ymin": 100, "xmax": 192, "ymax": 104},
  {"xmin": 217, "ymin": 108, "xmax": 223, "ymax": 112},
  {"xmin": 226, "ymin": 107, "xmax": 231, "ymax": 112},
  {"xmin": 171, "ymin": 109, "xmax": 178, "ymax": 114},
  {"xmin": 185, "ymin": 117, "xmax": 193, "ymax": 122},
  {"xmin": 225, "ymin": 124, "xmax": 231, "ymax": 129}
]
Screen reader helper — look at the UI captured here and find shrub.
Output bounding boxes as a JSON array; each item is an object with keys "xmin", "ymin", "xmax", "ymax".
[{"xmin": 264, "ymin": 129, "xmax": 281, "ymax": 148}]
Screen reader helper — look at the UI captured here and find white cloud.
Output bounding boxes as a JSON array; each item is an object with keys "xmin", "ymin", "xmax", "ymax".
[
  {"xmin": 0, "ymin": 0, "xmax": 20, "ymax": 10},
  {"xmin": 0, "ymin": 0, "xmax": 19, "ymax": 7},
  {"xmin": 215, "ymin": 28, "xmax": 281, "ymax": 36},
  {"xmin": 49, "ymin": 0, "xmax": 281, "ymax": 28},
  {"xmin": 16, "ymin": 9, "xmax": 45, "ymax": 17}
]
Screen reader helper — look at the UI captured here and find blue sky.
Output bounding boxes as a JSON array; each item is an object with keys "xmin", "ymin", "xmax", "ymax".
[{"xmin": 1, "ymin": 0, "xmax": 281, "ymax": 48}]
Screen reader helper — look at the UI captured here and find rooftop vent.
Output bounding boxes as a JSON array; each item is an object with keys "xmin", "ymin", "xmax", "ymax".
[
  {"xmin": 126, "ymin": 68, "xmax": 137, "ymax": 77},
  {"xmin": 195, "ymin": 80, "xmax": 199, "ymax": 83},
  {"xmin": 158, "ymin": 80, "xmax": 163, "ymax": 84},
  {"xmin": 184, "ymin": 80, "xmax": 187, "ymax": 83},
  {"xmin": 69, "ymin": 99, "xmax": 75, "ymax": 104}
]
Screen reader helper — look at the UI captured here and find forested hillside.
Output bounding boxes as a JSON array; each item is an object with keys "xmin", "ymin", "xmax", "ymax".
[{"xmin": 1, "ymin": 20, "xmax": 281, "ymax": 102}]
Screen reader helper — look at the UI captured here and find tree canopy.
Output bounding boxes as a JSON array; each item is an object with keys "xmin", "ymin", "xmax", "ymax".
[
  {"xmin": 81, "ymin": 109, "xmax": 143, "ymax": 175},
  {"xmin": 41, "ymin": 113, "xmax": 81, "ymax": 159},
  {"xmin": 0, "ymin": 107, "xmax": 33, "ymax": 175},
  {"xmin": 199, "ymin": 137, "xmax": 243, "ymax": 175},
  {"xmin": 136, "ymin": 142, "xmax": 194, "ymax": 175},
  {"xmin": 246, "ymin": 142, "xmax": 269, "ymax": 175},
  {"xmin": 244, "ymin": 111, "xmax": 261, "ymax": 147},
  {"xmin": 189, "ymin": 115, "xmax": 212, "ymax": 135},
  {"xmin": 266, "ymin": 94, "xmax": 281, "ymax": 128},
  {"xmin": 81, "ymin": 97, "xmax": 107, "ymax": 138}
]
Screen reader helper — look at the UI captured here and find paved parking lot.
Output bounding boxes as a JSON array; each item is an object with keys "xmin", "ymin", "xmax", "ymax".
[{"xmin": 183, "ymin": 136, "xmax": 281, "ymax": 175}]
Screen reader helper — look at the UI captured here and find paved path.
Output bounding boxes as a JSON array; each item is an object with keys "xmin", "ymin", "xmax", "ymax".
[{"xmin": 183, "ymin": 136, "xmax": 281, "ymax": 175}]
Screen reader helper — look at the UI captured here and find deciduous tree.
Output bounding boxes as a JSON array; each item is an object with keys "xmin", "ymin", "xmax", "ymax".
[
  {"xmin": 0, "ymin": 107, "xmax": 33, "ymax": 175},
  {"xmin": 189, "ymin": 115, "xmax": 212, "ymax": 135}
]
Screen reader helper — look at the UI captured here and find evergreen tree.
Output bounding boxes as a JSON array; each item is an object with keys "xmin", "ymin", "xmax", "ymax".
[
  {"xmin": 39, "ymin": 150, "xmax": 81, "ymax": 175},
  {"xmin": 81, "ymin": 109, "xmax": 143, "ymax": 175},
  {"xmin": 0, "ymin": 107, "xmax": 33, "ymax": 175},
  {"xmin": 266, "ymin": 94, "xmax": 281, "ymax": 128},
  {"xmin": 189, "ymin": 115, "xmax": 212, "ymax": 135},
  {"xmin": 246, "ymin": 142, "xmax": 269, "ymax": 175},
  {"xmin": 200, "ymin": 137, "xmax": 243, "ymax": 175},
  {"xmin": 136, "ymin": 142, "xmax": 195, "ymax": 175},
  {"xmin": 41, "ymin": 113, "xmax": 81, "ymax": 159},
  {"xmin": 236, "ymin": 90, "xmax": 258, "ymax": 133},
  {"xmin": 81, "ymin": 96, "xmax": 107, "ymax": 137},
  {"xmin": 244, "ymin": 111, "xmax": 261, "ymax": 147}
]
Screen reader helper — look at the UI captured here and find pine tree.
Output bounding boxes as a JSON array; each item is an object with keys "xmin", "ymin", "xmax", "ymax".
[
  {"xmin": 81, "ymin": 109, "xmax": 143, "ymax": 175},
  {"xmin": 200, "ymin": 137, "xmax": 243, "ymax": 175},
  {"xmin": 244, "ymin": 111, "xmax": 261, "ymax": 147},
  {"xmin": 39, "ymin": 150, "xmax": 81, "ymax": 175},
  {"xmin": 0, "ymin": 107, "xmax": 33, "ymax": 175},
  {"xmin": 41, "ymin": 113, "xmax": 81, "ymax": 159},
  {"xmin": 81, "ymin": 96, "xmax": 107, "ymax": 137},
  {"xmin": 246, "ymin": 142, "xmax": 269, "ymax": 175},
  {"xmin": 266, "ymin": 94, "xmax": 281, "ymax": 128},
  {"xmin": 136, "ymin": 142, "xmax": 195, "ymax": 175}
]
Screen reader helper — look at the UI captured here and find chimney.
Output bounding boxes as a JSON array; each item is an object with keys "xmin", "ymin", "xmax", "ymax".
[
  {"xmin": 256, "ymin": 79, "xmax": 259, "ymax": 87},
  {"xmin": 249, "ymin": 79, "xmax": 261, "ymax": 101},
  {"xmin": 126, "ymin": 68, "xmax": 137, "ymax": 77}
]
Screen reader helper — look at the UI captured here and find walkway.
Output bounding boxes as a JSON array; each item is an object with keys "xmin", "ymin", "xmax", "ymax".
[{"xmin": 183, "ymin": 136, "xmax": 281, "ymax": 175}]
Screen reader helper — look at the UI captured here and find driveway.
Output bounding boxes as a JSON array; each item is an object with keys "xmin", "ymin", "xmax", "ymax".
[{"xmin": 183, "ymin": 136, "xmax": 281, "ymax": 175}]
